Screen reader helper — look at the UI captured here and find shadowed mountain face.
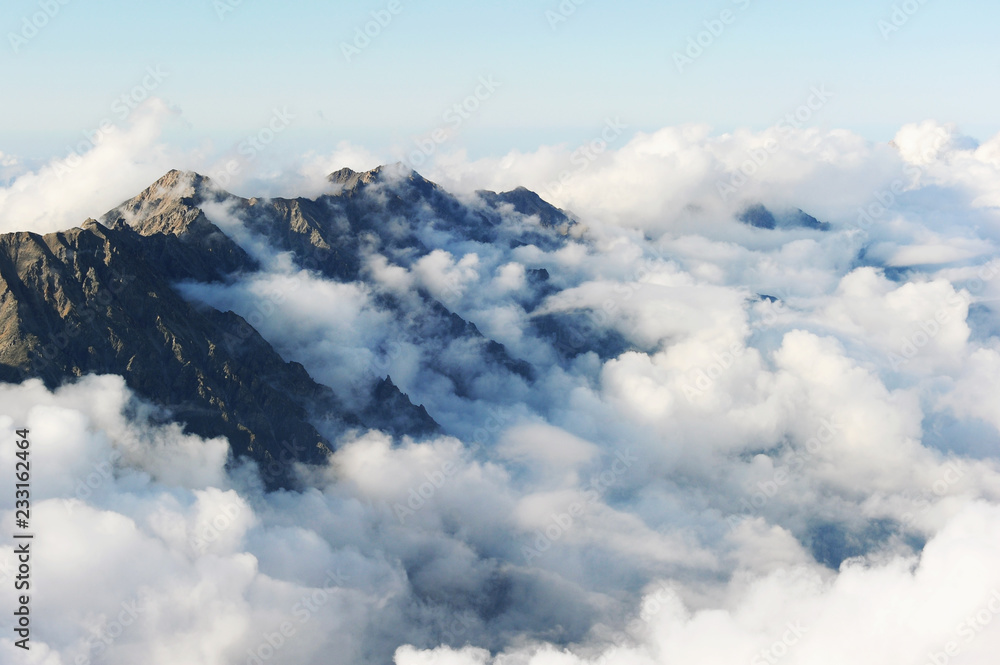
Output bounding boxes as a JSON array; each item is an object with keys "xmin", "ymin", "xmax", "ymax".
[
  {"xmin": 0, "ymin": 166, "xmax": 577, "ymax": 486},
  {"xmin": 0, "ymin": 221, "xmax": 341, "ymax": 486},
  {"xmin": 105, "ymin": 165, "xmax": 573, "ymax": 395}
]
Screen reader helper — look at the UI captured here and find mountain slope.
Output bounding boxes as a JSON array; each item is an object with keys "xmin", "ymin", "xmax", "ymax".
[
  {"xmin": 0, "ymin": 218, "xmax": 437, "ymax": 486},
  {"xmin": 0, "ymin": 165, "xmax": 585, "ymax": 485},
  {"xmin": 103, "ymin": 167, "xmax": 551, "ymax": 399}
]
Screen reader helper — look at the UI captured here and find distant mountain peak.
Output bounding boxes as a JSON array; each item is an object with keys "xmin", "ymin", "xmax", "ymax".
[
  {"xmin": 737, "ymin": 203, "xmax": 778, "ymax": 229},
  {"xmin": 327, "ymin": 166, "xmax": 374, "ymax": 189},
  {"xmin": 737, "ymin": 203, "xmax": 830, "ymax": 231},
  {"xmin": 327, "ymin": 163, "xmax": 430, "ymax": 192},
  {"xmin": 99, "ymin": 171, "xmax": 257, "ymax": 282},
  {"xmin": 144, "ymin": 169, "xmax": 218, "ymax": 202},
  {"xmin": 476, "ymin": 186, "xmax": 576, "ymax": 233},
  {"xmin": 104, "ymin": 169, "xmax": 223, "ymax": 233}
]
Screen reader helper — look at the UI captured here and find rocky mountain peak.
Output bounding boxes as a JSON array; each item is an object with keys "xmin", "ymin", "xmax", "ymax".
[
  {"xmin": 476, "ymin": 186, "xmax": 576, "ymax": 233},
  {"xmin": 146, "ymin": 169, "xmax": 216, "ymax": 202},
  {"xmin": 0, "ymin": 165, "xmax": 584, "ymax": 488},
  {"xmin": 327, "ymin": 163, "xmax": 435, "ymax": 194}
]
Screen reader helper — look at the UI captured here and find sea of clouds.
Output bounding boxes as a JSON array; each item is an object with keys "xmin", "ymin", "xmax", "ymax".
[{"xmin": 0, "ymin": 100, "xmax": 999, "ymax": 664}]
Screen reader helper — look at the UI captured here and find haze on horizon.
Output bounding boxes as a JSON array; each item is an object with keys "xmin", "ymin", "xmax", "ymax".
[{"xmin": 2, "ymin": 0, "xmax": 998, "ymax": 164}]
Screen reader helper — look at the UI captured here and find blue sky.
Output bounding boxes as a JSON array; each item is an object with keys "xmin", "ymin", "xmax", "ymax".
[{"xmin": 3, "ymin": 0, "xmax": 998, "ymax": 162}]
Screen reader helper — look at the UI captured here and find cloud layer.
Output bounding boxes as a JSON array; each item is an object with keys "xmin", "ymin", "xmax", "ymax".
[{"xmin": 1, "ymin": 108, "xmax": 1000, "ymax": 664}]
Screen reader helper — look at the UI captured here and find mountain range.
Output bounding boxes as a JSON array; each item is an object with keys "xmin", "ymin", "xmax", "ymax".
[
  {"xmin": 0, "ymin": 164, "xmax": 578, "ymax": 487},
  {"xmin": 0, "ymin": 164, "xmax": 831, "ymax": 488}
]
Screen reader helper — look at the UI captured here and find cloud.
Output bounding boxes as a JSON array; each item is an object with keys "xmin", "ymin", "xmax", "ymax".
[
  {"xmin": 3, "ymin": 119, "xmax": 1000, "ymax": 663},
  {"xmin": 0, "ymin": 100, "xmax": 188, "ymax": 235},
  {"xmin": 0, "ymin": 150, "xmax": 21, "ymax": 185},
  {"xmin": 398, "ymin": 503, "xmax": 1000, "ymax": 665}
]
